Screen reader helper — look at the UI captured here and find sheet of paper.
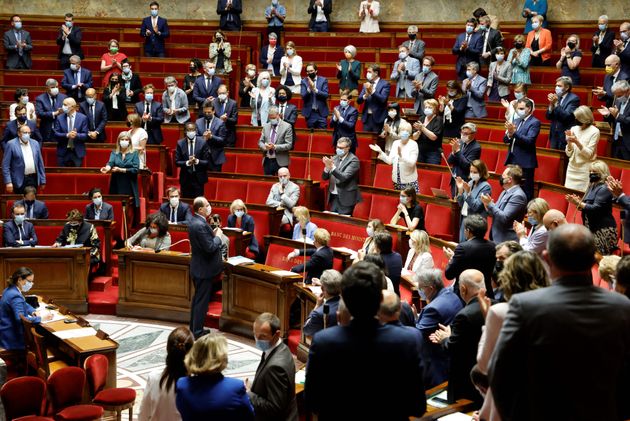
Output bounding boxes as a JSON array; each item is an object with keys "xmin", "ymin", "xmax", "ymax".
[
  {"xmin": 270, "ymin": 270, "xmax": 300, "ymax": 277},
  {"xmin": 427, "ymin": 390, "xmax": 449, "ymax": 408},
  {"xmin": 438, "ymin": 413, "xmax": 474, "ymax": 420},
  {"xmin": 53, "ymin": 327, "xmax": 97, "ymax": 340},
  {"xmin": 227, "ymin": 256, "xmax": 255, "ymax": 266},
  {"xmin": 295, "ymin": 368, "xmax": 306, "ymax": 385},
  {"xmin": 39, "ymin": 311, "xmax": 68, "ymax": 324},
  {"xmin": 307, "ymin": 286, "xmax": 322, "ymax": 296}
]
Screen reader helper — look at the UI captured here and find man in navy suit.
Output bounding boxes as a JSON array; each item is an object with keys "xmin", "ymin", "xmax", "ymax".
[
  {"xmin": 217, "ymin": 0, "xmax": 242, "ymax": 31},
  {"xmin": 301, "ymin": 63, "xmax": 329, "ymax": 129},
  {"xmin": 614, "ymin": 22, "xmax": 630, "ymax": 76},
  {"xmin": 3, "ymin": 15, "xmax": 32, "ymax": 69},
  {"xmin": 3, "ymin": 203, "xmax": 37, "ymax": 247},
  {"xmin": 594, "ymin": 55, "xmax": 629, "ymax": 108},
  {"xmin": 56, "ymin": 13, "xmax": 83, "ymax": 69},
  {"xmin": 303, "ymin": 269, "xmax": 341, "ymax": 336},
  {"xmin": 259, "ymin": 33, "xmax": 284, "ymax": 76},
  {"xmin": 356, "ymin": 64, "xmax": 391, "ymax": 133},
  {"xmin": 135, "ymin": 84, "xmax": 164, "ymax": 145},
  {"xmin": 481, "ymin": 165, "xmax": 528, "ymax": 243},
  {"xmin": 604, "ymin": 80, "xmax": 630, "ymax": 160},
  {"xmin": 2, "ymin": 105, "xmax": 41, "ymax": 149},
  {"xmin": 330, "ymin": 90, "xmax": 359, "ymax": 152},
  {"xmin": 546, "ymin": 76, "xmax": 579, "ymax": 150},
  {"xmin": 452, "ymin": 18, "xmax": 483, "ymax": 80},
  {"xmin": 2, "ymin": 126, "xmax": 46, "ymax": 195},
  {"xmin": 176, "ymin": 122, "xmax": 210, "ymax": 199},
  {"xmin": 160, "ymin": 187, "xmax": 193, "ymax": 222},
  {"xmin": 85, "ymin": 188, "xmax": 115, "ymax": 220},
  {"xmin": 503, "ymin": 98, "xmax": 539, "ymax": 200},
  {"xmin": 61, "ymin": 55, "xmax": 93, "ymax": 102},
  {"xmin": 79, "ymin": 88, "xmax": 108, "ymax": 142},
  {"xmin": 188, "ymin": 197, "xmax": 223, "ymax": 338},
  {"xmin": 35, "ymin": 79, "xmax": 67, "ymax": 142},
  {"xmin": 305, "ymin": 262, "xmax": 426, "ymax": 420},
  {"xmin": 140, "ymin": 2, "xmax": 170, "ymax": 58},
  {"xmin": 307, "ymin": 0, "xmax": 332, "ymax": 32},
  {"xmin": 289, "ymin": 228, "xmax": 334, "ymax": 283},
  {"xmin": 212, "ymin": 84, "xmax": 238, "ymax": 147},
  {"xmin": 193, "ymin": 61, "xmax": 223, "ymax": 109},
  {"xmin": 16, "ymin": 186, "xmax": 49, "ymax": 219},
  {"xmin": 53, "ymin": 97, "xmax": 88, "ymax": 167},
  {"xmin": 195, "ymin": 101, "xmax": 227, "ymax": 172},
  {"xmin": 447, "ymin": 122, "xmax": 481, "ymax": 196}
]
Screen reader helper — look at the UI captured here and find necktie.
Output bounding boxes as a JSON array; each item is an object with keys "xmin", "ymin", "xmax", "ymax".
[
  {"xmin": 268, "ymin": 127, "xmax": 277, "ymax": 158},
  {"xmin": 270, "ymin": 127, "xmax": 277, "ymax": 144},
  {"xmin": 206, "ymin": 118, "xmax": 212, "ymax": 131},
  {"xmin": 68, "ymin": 115, "xmax": 75, "ymax": 149},
  {"xmin": 189, "ymin": 141, "xmax": 194, "ymax": 157},
  {"xmin": 170, "ymin": 207, "xmax": 176, "ymax": 223},
  {"xmin": 465, "ymin": 34, "xmax": 471, "ymax": 44},
  {"xmin": 512, "ymin": 120, "xmax": 524, "ymax": 152},
  {"xmin": 280, "ymin": 104, "xmax": 285, "ymax": 118},
  {"xmin": 205, "ymin": 77, "xmax": 210, "ymax": 91},
  {"xmin": 28, "ymin": 204, "xmax": 33, "ymax": 219},
  {"xmin": 50, "ymin": 96, "xmax": 55, "ymax": 109},
  {"xmin": 220, "ymin": 102, "xmax": 225, "ymax": 116},
  {"xmin": 18, "ymin": 225, "xmax": 24, "ymax": 241},
  {"xmin": 16, "ymin": 32, "xmax": 22, "ymax": 56},
  {"xmin": 89, "ymin": 105, "xmax": 95, "ymax": 130},
  {"xmin": 144, "ymin": 102, "xmax": 150, "ymax": 130}
]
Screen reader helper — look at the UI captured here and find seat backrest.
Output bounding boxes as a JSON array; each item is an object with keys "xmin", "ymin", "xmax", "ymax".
[
  {"xmin": 373, "ymin": 165, "xmax": 392, "ymax": 189},
  {"xmin": 32, "ymin": 329, "xmax": 52, "ymax": 379},
  {"xmin": 538, "ymin": 187, "xmax": 569, "ymax": 214},
  {"xmin": 84, "ymin": 354, "xmax": 109, "ymax": 397},
  {"xmin": 0, "ymin": 376, "xmax": 47, "ymax": 419},
  {"xmin": 417, "ymin": 169, "xmax": 444, "ymax": 196},
  {"xmin": 20, "ymin": 315, "xmax": 36, "ymax": 356},
  {"xmin": 425, "ymin": 203, "xmax": 454, "ymax": 241},
  {"xmin": 265, "ymin": 242, "xmax": 309, "ymax": 270},
  {"xmin": 47, "ymin": 366, "xmax": 87, "ymax": 411}
]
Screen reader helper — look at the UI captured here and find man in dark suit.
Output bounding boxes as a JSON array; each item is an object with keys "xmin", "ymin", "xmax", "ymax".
[
  {"xmin": 447, "ymin": 122, "xmax": 481, "ymax": 196},
  {"xmin": 546, "ymin": 76, "xmax": 579, "ymax": 150},
  {"xmin": 593, "ymin": 55, "xmax": 628, "ymax": 108},
  {"xmin": 247, "ymin": 312, "xmax": 298, "ymax": 421},
  {"xmin": 193, "ymin": 61, "xmax": 223, "ymax": 109},
  {"xmin": 176, "ymin": 122, "xmax": 210, "ymax": 199},
  {"xmin": 53, "ymin": 97, "xmax": 88, "ymax": 167},
  {"xmin": 187, "ymin": 197, "xmax": 223, "ymax": 338},
  {"xmin": 121, "ymin": 60, "xmax": 143, "ymax": 104},
  {"xmin": 140, "ymin": 2, "xmax": 170, "ymax": 58},
  {"xmin": 160, "ymin": 187, "xmax": 193, "ymax": 223},
  {"xmin": 35, "ymin": 79, "xmax": 67, "ymax": 142},
  {"xmin": 444, "ymin": 215, "xmax": 496, "ymax": 298},
  {"xmin": 16, "ymin": 186, "xmax": 49, "ymax": 220},
  {"xmin": 402, "ymin": 25, "xmax": 425, "ymax": 61},
  {"xmin": 56, "ymin": 13, "xmax": 83, "ymax": 69},
  {"xmin": 303, "ymin": 269, "xmax": 341, "ymax": 336},
  {"xmin": 481, "ymin": 165, "xmax": 528, "ymax": 243},
  {"xmin": 2, "ymin": 125, "xmax": 46, "ymax": 195},
  {"xmin": 477, "ymin": 15, "xmax": 503, "ymax": 68},
  {"xmin": 84, "ymin": 187, "xmax": 114, "ymax": 220},
  {"xmin": 217, "ymin": 0, "xmax": 242, "ymax": 31},
  {"xmin": 2, "ymin": 105, "xmax": 41, "ymax": 149},
  {"xmin": 3, "ymin": 203, "xmax": 37, "ymax": 247},
  {"xmin": 135, "ymin": 84, "xmax": 164, "ymax": 145},
  {"xmin": 490, "ymin": 224, "xmax": 630, "ymax": 421},
  {"xmin": 275, "ymin": 85, "xmax": 297, "ymax": 143},
  {"xmin": 322, "ymin": 137, "xmax": 360, "ymax": 215},
  {"xmin": 614, "ymin": 22, "xmax": 630, "ymax": 76},
  {"xmin": 412, "ymin": 56, "xmax": 439, "ymax": 116},
  {"xmin": 603, "ymin": 80, "xmax": 630, "ymax": 160},
  {"xmin": 290, "ymin": 228, "xmax": 334, "ymax": 284},
  {"xmin": 305, "ymin": 262, "xmax": 426, "ymax": 420},
  {"xmin": 430, "ymin": 269, "xmax": 486, "ymax": 406},
  {"xmin": 300, "ymin": 63, "xmax": 329, "ymax": 129},
  {"xmin": 307, "ymin": 0, "xmax": 332, "ymax": 32},
  {"xmin": 330, "ymin": 90, "xmax": 359, "ymax": 152},
  {"xmin": 258, "ymin": 106, "xmax": 293, "ymax": 176},
  {"xmin": 195, "ymin": 101, "xmax": 227, "ymax": 172},
  {"xmin": 503, "ymin": 98, "xmax": 540, "ymax": 200},
  {"xmin": 452, "ymin": 18, "xmax": 483, "ymax": 80},
  {"xmin": 3, "ymin": 15, "xmax": 32, "ymax": 69},
  {"xmin": 591, "ymin": 17, "xmax": 616, "ymax": 68},
  {"xmin": 213, "ymin": 84, "xmax": 238, "ymax": 147},
  {"xmin": 259, "ymin": 33, "xmax": 284, "ymax": 76},
  {"xmin": 356, "ymin": 64, "xmax": 391, "ymax": 133},
  {"xmin": 79, "ymin": 88, "xmax": 108, "ymax": 142},
  {"xmin": 61, "ymin": 55, "xmax": 93, "ymax": 102}
]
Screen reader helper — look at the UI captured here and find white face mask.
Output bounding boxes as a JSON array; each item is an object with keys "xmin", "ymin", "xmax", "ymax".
[
  {"xmin": 206, "ymin": 205, "xmax": 212, "ymax": 215},
  {"xmin": 408, "ymin": 239, "xmax": 415, "ymax": 249},
  {"xmin": 388, "ymin": 110, "xmax": 397, "ymax": 119},
  {"xmin": 50, "ymin": 87, "xmax": 59, "ymax": 96},
  {"xmin": 119, "ymin": 140, "xmax": 130, "ymax": 149},
  {"xmin": 186, "ymin": 131, "xmax": 196, "ymax": 140},
  {"xmin": 470, "ymin": 173, "xmax": 480, "ymax": 182},
  {"xmin": 218, "ymin": 93, "xmax": 227, "ymax": 102},
  {"xmin": 167, "ymin": 86, "xmax": 176, "ymax": 94},
  {"xmin": 170, "ymin": 197, "xmax": 179, "ymax": 207},
  {"xmin": 247, "ymin": 70, "xmax": 256, "ymax": 77}
]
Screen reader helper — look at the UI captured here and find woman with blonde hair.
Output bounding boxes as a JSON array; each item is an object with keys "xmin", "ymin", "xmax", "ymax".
[
  {"xmin": 227, "ymin": 199, "xmax": 259, "ymax": 256},
  {"xmin": 356, "ymin": 219, "xmax": 386, "ymax": 261},
  {"xmin": 508, "ymin": 34, "xmax": 532, "ymax": 84},
  {"xmin": 565, "ymin": 105, "xmax": 600, "ymax": 192},
  {"xmin": 176, "ymin": 333, "xmax": 254, "ymax": 420},
  {"xmin": 556, "ymin": 34, "xmax": 582, "ymax": 85},
  {"xmin": 526, "ymin": 15, "xmax": 552, "ymax": 66},
  {"xmin": 292, "ymin": 206, "xmax": 317, "ymax": 243},
  {"xmin": 403, "ymin": 230, "xmax": 434, "ymax": 273},
  {"xmin": 100, "ymin": 131, "xmax": 140, "ymax": 207},
  {"xmin": 279, "ymin": 41, "xmax": 302, "ymax": 94},
  {"xmin": 250, "ymin": 71, "xmax": 275, "ymax": 126},
  {"xmin": 514, "ymin": 198, "xmax": 549, "ymax": 256},
  {"xmin": 370, "ymin": 120, "xmax": 419, "ymax": 191},
  {"xmin": 126, "ymin": 113, "xmax": 148, "ymax": 169}
]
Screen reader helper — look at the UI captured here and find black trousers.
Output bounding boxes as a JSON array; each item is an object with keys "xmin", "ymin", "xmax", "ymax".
[
  {"xmin": 181, "ymin": 176, "xmax": 206, "ymax": 199},
  {"xmin": 522, "ymin": 167, "xmax": 536, "ymax": 201},
  {"xmin": 329, "ymin": 194, "xmax": 355, "ymax": 216},
  {"xmin": 190, "ymin": 276, "xmax": 213, "ymax": 338},
  {"xmin": 15, "ymin": 174, "xmax": 38, "ymax": 195},
  {"xmin": 263, "ymin": 157, "xmax": 281, "ymax": 176}
]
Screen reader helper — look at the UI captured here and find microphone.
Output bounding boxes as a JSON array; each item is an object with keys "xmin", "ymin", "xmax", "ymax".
[
  {"xmin": 441, "ymin": 151, "xmax": 456, "ymax": 180},
  {"xmin": 156, "ymin": 238, "xmax": 190, "ymax": 254}
]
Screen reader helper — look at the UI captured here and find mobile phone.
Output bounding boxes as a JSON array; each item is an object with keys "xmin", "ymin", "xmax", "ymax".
[{"xmin": 64, "ymin": 319, "xmax": 77, "ymax": 324}]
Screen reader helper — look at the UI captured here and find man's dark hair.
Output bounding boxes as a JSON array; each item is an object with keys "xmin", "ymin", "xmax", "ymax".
[
  {"xmin": 23, "ymin": 186, "xmax": 37, "ymax": 196},
  {"xmin": 374, "ymin": 231, "xmax": 393, "ymax": 254},
  {"xmin": 89, "ymin": 187, "xmax": 102, "ymax": 199},
  {"xmin": 202, "ymin": 100, "xmax": 215, "ymax": 110},
  {"xmin": 255, "ymin": 312, "xmax": 281, "ymax": 334},
  {"xmin": 150, "ymin": 1, "xmax": 160, "ymax": 8},
  {"xmin": 616, "ymin": 256, "xmax": 630, "ymax": 299},
  {"xmin": 464, "ymin": 214, "xmax": 488, "ymax": 238},
  {"xmin": 65, "ymin": 13, "xmax": 74, "ymax": 19},
  {"xmin": 547, "ymin": 224, "xmax": 596, "ymax": 272},
  {"xmin": 472, "ymin": 8, "xmax": 487, "ymax": 19},
  {"xmin": 466, "ymin": 18, "xmax": 478, "ymax": 26},
  {"xmin": 341, "ymin": 262, "xmax": 383, "ymax": 319}
]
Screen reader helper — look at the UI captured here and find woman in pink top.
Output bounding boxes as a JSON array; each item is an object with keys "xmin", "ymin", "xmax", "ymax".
[{"xmin": 100, "ymin": 39, "xmax": 127, "ymax": 87}]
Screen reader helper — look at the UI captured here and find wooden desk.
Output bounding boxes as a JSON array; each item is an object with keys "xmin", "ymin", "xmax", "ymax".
[
  {"xmin": 115, "ymin": 249, "xmax": 193, "ymax": 323},
  {"xmin": 0, "ymin": 247, "xmax": 90, "ymax": 313},
  {"xmin": 414, "ymin": 382, "xmax": 475, "ymax": 420},
  {"xmin": 221, "ymin": 262, "xmax": 302, "ymax": 338}
]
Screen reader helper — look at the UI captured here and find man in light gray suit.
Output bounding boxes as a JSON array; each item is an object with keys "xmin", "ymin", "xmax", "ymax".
[
  {"xmin": 390, "ymin": 45, "xmax": 420, "ymax": 99},
  {"xmin": 266, "ymin": 167, "xmax": 300, "ymax": 227},
  {"xmin": 480, "ymin": 165, "xmax": 527, "ymax": 243},
  {"xmin": 258, "ymin": 106, "xmax": 293, "ymax": 176},
  {"xmin": 162, "ymin": 75, "xmax": 190, "ymax": 124},
  {"xmin": 322, "ymin": 137, "xmax": 361, "ymax": 216},
  {"xmin": 3, "ymin": 15, "xmax": 32, "ymax": 69},
  {"xmin": 402, "ymin": 25, "xmax": 425, "ymax": 62},
  {"xmin": 462, "ymin": 61, "xmax": 487, "ymax": 118},
  {"xmin": 412, "ymin": 56, "xmax": 439, "ymax": 116}
]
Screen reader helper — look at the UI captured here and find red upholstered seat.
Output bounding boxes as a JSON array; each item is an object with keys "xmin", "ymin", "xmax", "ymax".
[
  {"xmin": 425, "ymin": 203, "xmax": 454, "ymax": 241},
  {"xmin": 368, "ymin": 194, "xmax": 399, "ymax": 223},
  {"xmin": 235, "ymin": 154, "xmax": 264, "ymax": 175},
  {"xmin": 536, "ymin": 155, "xmax": 562, "ymax": 184},
  {"xmin": 214, "ymin": 179, "xmax": 248, "ymax": 201},
  {"xmin": 487, "ymin": 178, "xmax": 502, "ymax": 202},
  {"xmin": 47, "ymin": 367, "xmax": 104, "ymax": 421},
  {"xmin": 246, "ymin": 181, "xmax": 273, "ymax": 205},
  {"xmin": 265, "ymin": 243, "xmax": 305, "ymax": 270},
  {"xmin": 93, "ymin": 388, "xmax": 136, "ymax": 406},
  {"xmin": 373, "ymin": 165, "xmax": 392, "ymax": 189},
  {"xmin": 418, "ymin": 169, "xmax": 444, "ymax": 196},
  {"xmin": 14, "ymin": 416, "xmax": 55, "ymax": 421},
  {"xmin": 85, "ymin": 354, "xmax": 136, "ymax": 420},
  {"xmin": 538, "ymin": 187, "xmax": 569, "ymax": 214},
  {"xmin": 352, "ymin": 192, "xmax": 372, "ymax": 220},
  {"xmin": 0, "ymin": 376, "xmax": 47, "ymax": 420},
  {"xmin": 479, "ymin": 148, "xmax": 499, "ymax": 172},
  {"xmin": 55, "ymin": 405, "xmax": 104, "ymax": 421}
]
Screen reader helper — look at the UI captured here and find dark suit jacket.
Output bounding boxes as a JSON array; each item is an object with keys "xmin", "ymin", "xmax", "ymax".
[
  {"xmin": 291, "ymin": 246, "xmax": 333, "ymax": 283},
  {"xmin": 212, "ymin": 97, "xmax": 238, "ymax": 146},
  {"xmin": 227, "ymin": 213, "xmax": 259, "ymax": 254},
  {"xmin": 2, "ymin": 139, "xmax": 46, "ymax": 189},
  {"xmin": 195, "ymin": 117, "xmax": 227, "ymax": 167},
  {"xmin": 446, "ymin": 297, "xmax": 485, "ymax": 406},
  {"xmin": 3, "ymin": 29, "xmax": 32, "ymax": 69},
  {"xmin": 102, "ymin": 87, "xmax": 128, "ymax": 121},
  {"xmin": 188, "ymin": 214, "xmax": 223, "ymax": 280},
  {"xmin": 159, "ymin": 202, "xmax": 192, "ymax": 224},
  {"xmin": 357, "ymin": 78, "xmax": 391, "ymax": 125},
  {"xmin": 134, "ymin": 101, "xmax": 164, "ymax": 145},
  {"xmin": 55, "ymin": 221, "xmax": 100, "ymax": 263},
  {"xmin": 545, "ymin": 92, "xmax": 579, "ymax": 148},
  {"xmin": 600, "ymin": 71, "xmax": 630, "ymax": 108},
  {"xmin": 382, "ymin": 251, "xmax": 403, "ymax": 295},
  {"xmin": 217, "ymin": 0, "xmax": 243, "ymax": 29},
  {"xmin": 78, "ymin": 100, "xmax": 108, "ymax": 141},
  {"xmin": 447, "ymin": 139, "xmax": 481, "ymax": 180},
  {"xmin": 479, "ymin": 28, "xmax": 503, "ymax": 63},
  {"xmin": 330, "ymin": 105, "xmax": 358, "ymax": 148},
  {"xmin": 84, "ymin": 202, "xmax": 114, "ymax": 220},
  {"xmin": 176, "ymin": 375, "xmax": 254, "ymax": 420},
  {"xmin": 140, "ymin": 16, "xmax": 170, "ymax": 55},
  {"xmin": 53, "ymin": 112, "xmax": 89, "ymax": 158},
  {"xmin": 322, "ymin": 152, "xmax": 361, "ymax": 208},
  {"xmin": 2, "ymin": 120, "xmax": 41, "ymax": 148},
  {"xmin": 582, "ymin": 182, "xmax": 617, "ymax": 235},
  {"xmin": 305, "ymin": 318, "xmax": 426, "ymax": 420},
  {"xmin": 452, "ymin": 32, "xmax": 483, "ymax": 79},
  {"xmin": 193, "ymin": 75, "xmax": 223, "ymax": 108},
  {"xmin": 606, "ymin": 97, "xmax": 630, "ymax": 151},
  {"xmin": 301, "ymin": 76, "xmax": 329, "ymax": 119},
  {"xmin": 303, "ymin": 295, "xmax": 340, "ymax": 336},
  {"xmin": 444, "ymin": 237, "xmax": 496, "ymax": 298},
  {"xmin": 307, "ymin": 0, "xmax": 332, "ymax": 30},
  {"xmin": 259, "ymin": 44, "xmax": 284, "ymax": 76},
  {"xmin": 489, "ymin": 275, "xmax": 630, "ymax": 421},
  {"xmin": 619, "ymin": 41, "xmax": 630, "ymax": 76},
  {"xmin": 56, "ymin": 25, "xmax": 83, "ymax": 59},
  {"xmin": 176, "ymin": 135, "xmax": 210, "ymax": 185},
  {"xmin": 61, "ymin": 67, "xmax": 93, "ymax": 101},
  {"xmin": 591, "ymin": 29, "xmax": 615, "ymax": 67},
  {"xmin": 15, "ymin": 199, "xmax": 48, "ymax": 219},
  {"xmin": 35, "ymin": 92, "xmax": 67, "ymax": 141},
  {"xmin": 249, "ymin": 342, "xmax": 298, "ymax": 421},
  {"xmin": 0, "ymin": 285, "xmax": 40, "ymax": 350},
  {"xmin": 504, "ymin": 115, "xmax": 540, "ymax": 169},
  {"xmin": 123, "ymin": 73, "xmax": 143, "ymax": 103},
  {"xmin": 3, "ymin": 219, "xmax": 37, "ymax": 247}
]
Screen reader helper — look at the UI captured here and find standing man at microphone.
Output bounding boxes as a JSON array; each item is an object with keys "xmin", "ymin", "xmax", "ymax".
[{"xmin": 188, "ymin": 197, "xmax": 223, "ymax": 339}]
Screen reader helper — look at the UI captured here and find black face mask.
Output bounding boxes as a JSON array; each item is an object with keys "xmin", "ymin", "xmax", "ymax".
[
  {"xmin": 408, "ymin": 33, "xmax": 416, "ymax": 40},
  {"xmin": 24, "ymin": 200, "xmax": 34, "ymax": 205},
  {"xmin": 514, "ymin": 42, "xmax": 524, "ymax": 49},
  {"xmin": 308, "ymin": 73, "xmax": 317, "ymax": 80},
  {"xmin": 494, "ymin": 260, "xmax": 504, "ymax": 274},
  {"xmin": 126, "ymin": 121, "xmax": 132, "ymax": 127},
  {"xmin": 498, "ymin": 177, "xmax": 505, "ymax": 187},
  {"xmin": 205, "ymin": 113, "xmax": 214, "ymax": 120},
  {"xmin": 567, "ymin": 42, "xmax": 576, "ymax": 49},
  {"xmin": 277, "ymin": 95, "xmax": 287, "ymax": 102},
  {"xmin": 189, "ymin": 66, "xmax": 196, "ymax": 72},
  {"xmin": 589, "ymin": 173, "xmax": 600, "ymax": 183},
  {"xmin": 17, "ymin": 115, "xmax": 27, "ymax": 123},
  {"xmin": 110, "ymin": 81, "xmax": 119, "ymax": 87}
]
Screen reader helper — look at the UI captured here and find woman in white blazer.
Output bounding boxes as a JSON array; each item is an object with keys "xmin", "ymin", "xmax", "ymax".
[
  {"xmin": 564, "ymin": 106, "xmax": 600, "ymax": 192},
  {"xmin": 279, "ymin": 41, "xmax": 302, "ymax": 94},
  {"xmin": 359, "ymin": 0, "xmax": 380, "ymax": 33},
  {"xmin": 403, "ymin": 229, "xmax": 434, "ymax": 275},
  {"xmin": 486, "ymin": 47, "xmax": 513, "ymax": 102},
  {"xmin": 162, "ymin": 76, "xmax": 190, "ymax": 124},
  {"xmin": 369, "ymin": 120, "xmax": 419, "ymax": 192},
  {"xmin": 250, "ymin": 71, "xmax": 276, "ymax": 126}
]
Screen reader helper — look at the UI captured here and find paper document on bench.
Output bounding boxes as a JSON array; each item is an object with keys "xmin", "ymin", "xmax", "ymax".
[
  {"xmin": 53, "ymin": 327, "xmax": 98, "ymax": 340},
  {"xmin": 270, "ymin": 270, "xmax": 300, "ymax": 277},
  {"xmin": 227, "ymin": 256, "xmax": 255, "ymax": 266},
  {"xmin": 438, "ymin": 412, "xmax": 474, "ymax": 420},
  {"xmin": 427, "ymin": 390, "xmax": 449, "ymax": 408}
]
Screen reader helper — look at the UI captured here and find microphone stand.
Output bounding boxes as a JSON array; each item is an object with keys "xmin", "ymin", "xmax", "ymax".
[
  {"xmin": 307, "ymin": 128, "xmax": 314, "ymax": 180},
  {"xmin": 156, "ymin": 238, "xmax": 191, "ymax": 254},
  {"xmin": 302, "ymin": 227, "xmax": 308, "ymax": 285}
]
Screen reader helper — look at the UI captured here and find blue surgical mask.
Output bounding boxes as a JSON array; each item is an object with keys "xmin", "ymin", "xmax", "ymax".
[
  {"xmin": 495, "ymin": 54, "xmax": 504, "ymax": 62},
  {"xmin": 65, "ymin": 21, "xmax": 73, "ymax": 28},
  {"xmin": 422, "ymin": 65, "xmax": 430, "ymax": 74},
  {"xmin": 599, "ymin": 24, "xmax": 607, "ymax": 31},
  {"xmin": 62, "ymin": 105, "xmax": 70, "ymax": 114},
  {"xmin": 92, "ymin": 197, "xmax": 102, "ymax": 207},
  {"xmin": 286, "ymin": 49, "xmax": 294, "ymax": 56},
  {"xmin": 528, "ymin": 216, "xmax": 538, "ymax": 226},
  {"xmin": 336, "ymin": 148, "xmax": 345, "ymax": 156},
  {"xmin": 399, "ymin": 196, "xmax": 408, "ymax": 204},
  {"xmin": 622, "ymin": 32, "xmax": 630, "ymax": 42},
  {"xmin": 465, "ymin": 25, "xmax": 473, "ymax": 34},
  {"xmin": 20, "ymin": 134, "xmax": 30, "ymax": 143},
  {"xmin": 398, "ymin": 52, "xmax": 407, "ymax": 60},
  {"xmin": 514, "ymin": 92, "xmax": 524, "ymax": 100},
  {"xmin": 235, "ymin": 210, "xmax": 245, "ymax": 218},
  {"xmin": 554, "ymin": 86, "xmax": 564, "ymax": 96},
  {"xmin": 532, "ymin": 21, "xmax": 540, "ymax": 30},
  {"xmin": 14, "ymin": 22, "xmax": 22, "ymax": 30},
  {"xmin": 423, "ymin": 108, "xmax": 433, "ymax": 117},
  {"xmin": 86, "ymin": 97, "xmax": 96, "ymax": 106},
  {"xmin": 206, "ymin": 68, "xmax": 216, "ymax": 76},
  {"xmin": 255, "ymin": 339, "xmax": 272, "ymax": 352},
  {"xmin": 339, "ymin": 100, "xmax": 348, "ymax": 108},
  {"xmin": 466, "ymin": 70, "xmax": 474, "ymax": 79},
  {"xmin": 70, "ymin": 63, "xmax": 78, "ymax": 71},
  {"xmin": 145, "ymin": 93, "xmax": 154, "ymax": 102},
  {"xmin": 261, "ymin": 79, "xmax": 270, "ymax": 88},
  {"xmin": 399, "ymin": 131, "xmax": 411, "ymax": 140},
  {"xmin": 516, "ymin": 109, "xmax": 527, "ymax": 118},
  {"xmin": 21, "ymin": 280, "xmax": 33, "ymax": 292},
  {"xmin": 479, "ymin": 25, "xmax": 487, "ymax": 31},
  {"xmin": 14, "ymin": 215, "xmax": 25, "ymax": 225},
  {"xmin": 270, "ymin": 118, "xmax": 279, "ymax": 126},
  {"xmin": 150, "ymin": 9, "xmax": 158, "ymax": 17}
]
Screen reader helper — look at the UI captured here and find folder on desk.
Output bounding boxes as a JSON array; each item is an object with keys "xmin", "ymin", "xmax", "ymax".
[
  {"xmin": 227, "ymin": 256, "xmax": 255, "ymax": 266},
  {"xmin": 53, "ymin": 327, "xmax": 98, "ymax": 340}
]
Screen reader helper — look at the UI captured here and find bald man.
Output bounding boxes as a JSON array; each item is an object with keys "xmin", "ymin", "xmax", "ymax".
[
  {"xmin": 53, "ymin": 97, "xmax": 88, "ymax": 166},
  {"xmin": 593, "ymin": 55, "xmax": 629, "ymax": 108},
  {"xmin": 542, "ymin": 209, "xmax": 567, "ymax": 231},
  {"xmin": 430, "ymin": 269, "xmax": 487, "ymax": 406},
  {"xmin": 79, "ymin": 88, "xmax": 108, "ymax": 142}
]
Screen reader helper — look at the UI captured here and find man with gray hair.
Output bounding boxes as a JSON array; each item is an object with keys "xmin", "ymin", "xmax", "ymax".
[
  {"xmin": 61, "ymin": 55, "xmax": 93, "ymax": 102},
  {"xmin": 430, "ymin": 269, "xmax": 487, "ymax": 406},
  {"xmin": 415, "ymin": 268, "xmax": 463, "ymax": 388},
  {"xmin": 613, "ymin": 22, "xmax": 630, "ymax": 75},
  {"xmin": 546, "ymin": 76, "xmax": 579, "ymax": 150},
  {"xmin": 402, "ymin": 25, "xmax": 425, "ymax": 61},
  {"xmin": 35, "ymin": 79, "xmax": 67, "ymax": 141},
  {"xmin": 322, "ymin": 137, "xmax": 361, "ymax": 215},
  {"xmin": 447, "ymin": 122, "xmax": 481, "ymax": 195},
  {"xmin": 591, "ymin": 16, "xmax": 615, "ymax": 68},
  {"xmin": 603, "ymin": 79, "xmax": 630, "ymax": 160},
  {"xmin": 258, "ymin": 105, "xmax": 293, "ymax": 176},
  {"xmin": 303, "ymin": 269, "xmax": 342, "ymax": 336},
  {"xmin": 162, "ymin": 75, "xmax": 190, "ymax": 124}
]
